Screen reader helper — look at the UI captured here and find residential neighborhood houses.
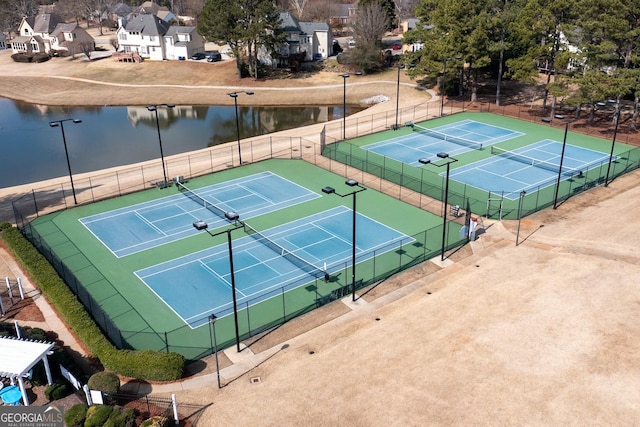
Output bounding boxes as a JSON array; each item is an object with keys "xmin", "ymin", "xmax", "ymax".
[
  {"xmin": 6, "ymin": 1, "xmax": 334, "ymax": 67},
  {"xmin": 11, "ymin": 13, "xmax": 94, "ymax": 56}
]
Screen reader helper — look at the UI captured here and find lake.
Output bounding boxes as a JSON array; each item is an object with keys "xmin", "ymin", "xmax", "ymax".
[{"xmin": 0, "ymin": 98, "xmax": 362, "ymax": 188}]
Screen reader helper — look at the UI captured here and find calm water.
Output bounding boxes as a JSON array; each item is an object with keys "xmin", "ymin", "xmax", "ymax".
[{"xmin": 0, "ymin": 98, "xmax": 362, "ymax": 188}]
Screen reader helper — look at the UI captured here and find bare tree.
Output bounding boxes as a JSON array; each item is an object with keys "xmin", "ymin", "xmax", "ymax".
[
  {"xmin": 394, "ymin": 0, "xmax": 419, "ymax": 22},
  {"xmin": 79, "ymin": 41, "xmax": 94, "ymax": 59},
  {"xmin": 110, "ymin": 37, "xmax": 119, "ymax": 51},
  {"xmin": 55, "ymin": 0, "xmax": 87, "ymax": 25},
  {"xmin": 0, "ymin": 0, "xmax": 40, "ymax": 35},
  {"xmin": 290, "ymin": 0, "xmax": 309, "ymax": 19},
  {"xmin": 305, "ymin": 0, "xmax": 340, "ymax": 24},
  {"xmin": 351, "ymin": 1, "xmax": 387, "ymax": 46},
  {"xmin": 345, "ymin": 2, "xmax": 389, "ymax": 72}
]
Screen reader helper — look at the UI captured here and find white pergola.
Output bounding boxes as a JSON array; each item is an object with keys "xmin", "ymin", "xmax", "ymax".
[{"xmin": 0, "ymin": 336, "xmax": 55, "ymax": 406}]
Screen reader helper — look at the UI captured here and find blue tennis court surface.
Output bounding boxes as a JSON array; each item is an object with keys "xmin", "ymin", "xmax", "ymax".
[
  {"xmin": 449, "ymin": 140, "xmax": 613, "ymax": 199},
  {"xmin": 135, "ymin": 206, "xmax": 412, "ymax": 327},
  {"xmin": 362, "ymin": 119, "xmax": 523, "ymax": 165},
  {"xmin": 80, "ymin": 171, "xmax": 319, "ymax": 257}
]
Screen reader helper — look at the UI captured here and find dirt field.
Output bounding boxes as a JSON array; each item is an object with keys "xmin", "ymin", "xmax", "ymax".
[{"xmin": 1, "ymin": 43, "xmax": 639, "ymax": 425}]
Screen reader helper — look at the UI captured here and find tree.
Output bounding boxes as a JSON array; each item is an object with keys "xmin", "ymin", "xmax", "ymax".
[
  {"xmin": 346, "ymin": 0, "xmax": 389, "ymax": 72},
  {"xmin": 412, "ymin": 0, "xmax": 495, "ymax": 102},
  {"xmin": 79, "ymin": 41, "xmax": 94, "ymax": 60},
  {"xmin": 290, "ymin": 0, "xmax": 310, "ymax": 19},
  {"xmin": 359, "ymin": 0, "xmax": 397, "ymax": 31},
  {"xmin": 0, "ymin": 0, "xmax": 40, "ymax": 35},
  {"xmin": 198, "ymin": 0, "xmax": 283, "ymax": 79},
  {"xmin": 506, "ymin": 0, "xmax": 577, "ymax": 108}
]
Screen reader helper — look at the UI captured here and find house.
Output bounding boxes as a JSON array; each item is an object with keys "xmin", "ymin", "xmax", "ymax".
[
  {"xmin": 108, "ymin": 3, "xmax": 135, "ymax": 28},
  {"xmin": 11, "ymin": 13, "xmax": 95, "ymax": 55},
  {"xmin": 400, "ymin": 18, "xmax": 420, "ymax": 33},
  {"xmin": 116, "ymin": 14, "xmax": 171, "ymax": 60},
  {"xmin": 116, "ymin": 14, "xmax": 204, "ymax": 60},
  {"xmin": 49, "ymin": 23, "xmax": 95, "ymax": 53},
  {"xmin": 163, "ymin": 26, "xmax": 204, "ymax": 60},
  {"xmin": 266, "ymin": 12, "xmax": 333, "ymax": 69},
  {"xmin": 330, "ymin": 2, "xmax": 358, "ymax": 33},
  {"xmin": 134, "ymin": 1, "xmax": 177, "ymax": 24}
]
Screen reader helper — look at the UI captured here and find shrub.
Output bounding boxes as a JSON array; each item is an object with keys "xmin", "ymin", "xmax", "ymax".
[
  {"xmin": 11, "ymin": 53, "xmax": 32, "ymax": 63},
  {"xmin": 104, "ymin": 407, "xmax": 136, "ymax": 427},
  {"xmin": 64, "ymin": 403, "xmax": 88, "ymax": 427},
  {"xmin": 0, "ymin": 223, "xmax": 185, "ymax": 381},
  {"xmin": 33, "ymin": 53, "xmax": 51, "ymax": 63},
  {"xmin": 84, "ymin": 405, "xmax": 113, "ymax": 427},
  {"xmin": 88, "ymin": 372, "xmax": 120, "ymax": 395},
  {"xmin": 139, "ymin": 416, "xmax": 169, "ymax": 427},
  {"xmin": 45, "ymin": 382, "xmax": 69, "ymax": 401}
]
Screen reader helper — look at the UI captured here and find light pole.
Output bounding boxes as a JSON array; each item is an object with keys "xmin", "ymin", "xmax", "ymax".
[
  {"xmin": 553, "ymin": 120, "xmax": 571, "ymax": 209},
  {"xmin": 440, "ymin": 58, "xmax": 451, "ymax": 117},
  {"xmin": 516, "ymin": 190, "xmax": 526, "ymax": 246},
  {"xmin": 228, "ymin": 91, "xmax": 254, "ymax": 165},
  {"xmin": 49, "ymin": 118, "xmax": 82, "ymax": 205},
  {"xmin": 193, "ymin": 211, "xmax": 245, "ymax": 352},
  {"xmin": 147, "ymin": 104, "xmax": 175, "ymax": 186},
  {"xmin": 340, "ymin": 74, "xmax": 349, "ymax": 139},
  {"xmin": 395, "ymin": 64, "xmax": 405, "ymax": 129},
  {"xmin": 605, "ymin": 106, "xmax": 621, "ymax": 186},
  {"xmin": 419, "ymin": 153, "xmax": 458, "ymax": 261},
  {"xmin": 321, "ymin": 179, "xmax": 367, "ymax": 301},
  {"xmin": 208, "ymin": 314, "xmax": 221, "ymax": 388}
]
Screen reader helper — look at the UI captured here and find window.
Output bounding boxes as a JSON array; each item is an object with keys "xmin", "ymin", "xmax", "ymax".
[
  {"xmin": 119, "ymin": 32, "xmax": 127, "ymax": 41},
  {"xmin": 150, "ymin": 35, "xmax": 156, "ymax": 42}
]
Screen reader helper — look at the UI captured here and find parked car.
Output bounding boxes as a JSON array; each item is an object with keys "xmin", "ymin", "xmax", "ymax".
[
  {"xmin": 206, "ymin": 51, "xmax": 222, "ymax": 62},
  {"xmin": 191, "ymin": 52, "xmax": 206, "ymax": 60}
]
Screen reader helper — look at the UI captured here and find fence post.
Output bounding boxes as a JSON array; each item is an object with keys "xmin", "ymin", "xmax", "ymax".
[{"xmin": 172, "ymin": 394, "xmax": 179, "ymax": 424}]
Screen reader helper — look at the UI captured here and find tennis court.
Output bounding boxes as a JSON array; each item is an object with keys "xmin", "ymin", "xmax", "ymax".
[
  {"xmin": 80, "ymin": 171, "xmax": 318, "ymax": 257},
  {"xmin": 361, "ymin": 119, "xmax": 523, "ymax": 165},
  {"xmin": 27, "ymin": 159, "xmax": 445, "ymax": 357},
  {"xmin": 136, "ymin": 206, "xmax": 410, "ymax": 327},
  {"xmin": 448, "ymin": 140, "xmax": 613, "ymax": 199}
]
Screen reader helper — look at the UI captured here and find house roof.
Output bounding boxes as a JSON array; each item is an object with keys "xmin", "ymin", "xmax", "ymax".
[
  {"xmin": 279, "ymin": 12, "xmax": 301, "ymax": 32},
  {"xmin": 157, "ymin": 11, "xmax": 175, "ymax": 22},
  {"xmin": 136, "ymin": 1, "xmax": 169, "ymax": 15},
  {"xmin": 26, "ymin": 13, "xmax": 66, "ymax": 34},
  {"xmin": 111, "ymin": 3, "xmax": 134, "ymax": 16},
  {"xmin": 50, "ymin": 23, "xmax": 78, "ymax": 36},
  {"xmin": 279, "ymin": 12, "xmax": 329, "ymax": 35},
  {"xmin": 11, "ymin": 35, "xmax": 44, "ymax": 44},
  {"xmin": 165, "ymin": 26, "xmax": 196, "ymax": 36},
  {"xmin": 0, "ymin": 337, "xmax": 55, "ymax": 379},
  {"xmin": 300, "ymin": 22, "xmax": 329, "ymax": 34},
  {"xmin": 124, "ymin": 14, "xmax": 171, "ymax": 36}
]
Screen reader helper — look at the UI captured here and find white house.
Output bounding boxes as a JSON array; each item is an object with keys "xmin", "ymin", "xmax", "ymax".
[
  {"xmin": 116, "ymin": 14, "xmax": 170, "ymax": 61},
  {"xmin": 11, "ymin": 13, "xmax": 94, "ymax": 55},
  {"xmin": 163, "ymin": 26, "xmax": 204, "ymax": 60}
]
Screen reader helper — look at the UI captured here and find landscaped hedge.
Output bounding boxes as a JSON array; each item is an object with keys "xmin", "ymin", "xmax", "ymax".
[{"xmin": 0, "ymin": 222, "xmax": 185, "ymax": 381}]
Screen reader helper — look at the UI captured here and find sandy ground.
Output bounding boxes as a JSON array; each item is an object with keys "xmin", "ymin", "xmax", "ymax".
[{"xmin": 1, "ymin": 42, "xmax": 640, "ymax": 425}]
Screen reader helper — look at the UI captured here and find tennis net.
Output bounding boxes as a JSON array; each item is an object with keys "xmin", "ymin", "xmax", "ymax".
[
  {"xmin": 243, "ymin": 222, "xmax": 327, "ymax": 279},
  {"xmin": 490, "ymin": 146, "xmax": 580, "ymax": 176},
  {"xmin": 412, "ymin": 124, "xmax": 483, "ymax": 151},
  {"xmin": 177, "ymin": 181, "xmax": 228, "ymax": 221}
]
